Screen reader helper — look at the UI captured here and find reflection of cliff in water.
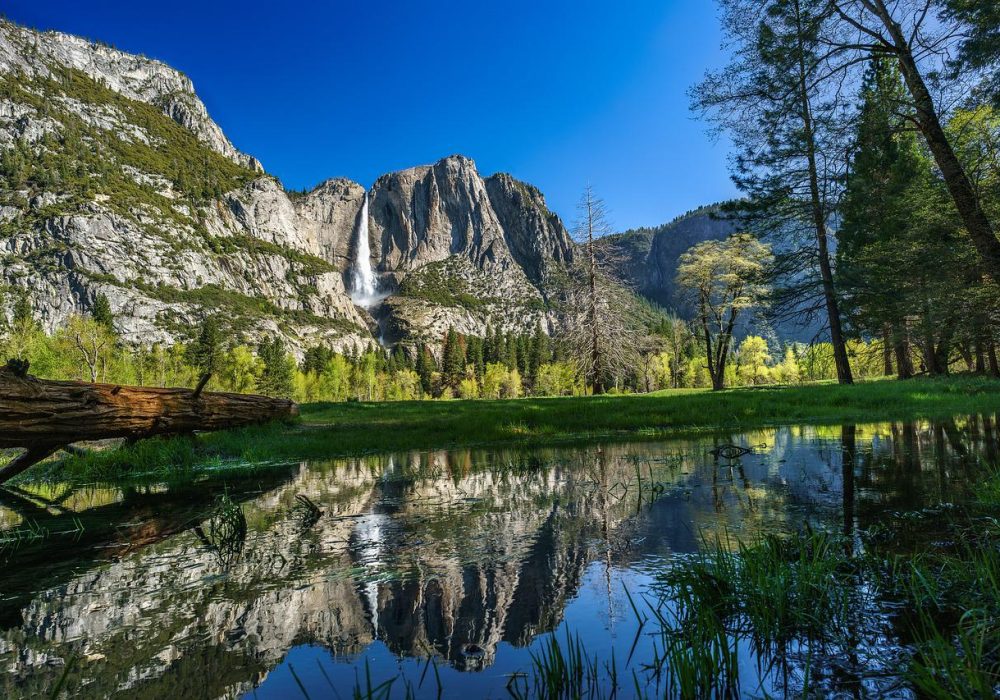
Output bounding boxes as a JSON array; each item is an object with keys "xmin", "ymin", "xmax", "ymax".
[
  {"xmin": 0, "ymin": 418, "xmax": 995, "ymax": 699},
  {"xmin": 0, "ymin": 452, "xmax": 636, "ymax": 697}
]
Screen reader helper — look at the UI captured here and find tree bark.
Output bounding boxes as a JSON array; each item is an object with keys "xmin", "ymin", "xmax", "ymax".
[
  {"xmin": 870, "ymin": 0, "xmax": 1000, "ymax": 282},
  {"xmin": 794, "ymin": 0, "xmax": 853, "ymax": 385},
  {"xmin": 894, "ymin": 335, "xmax": 913, "ymax": 379},
  {"xmin": 975, "ymin": 342, "xmax": 987, "ymax": 374},
  {"xmin": 0, "ymin": 368, "xmax": 298, "ymax": 483},
  {"xmin": 882, "ymin": 326, "xmax": 894, "ymax": 376}
]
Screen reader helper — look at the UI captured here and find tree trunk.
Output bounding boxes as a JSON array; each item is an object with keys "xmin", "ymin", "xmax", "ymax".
[
  {"xmin": 958, "ymin": 343, "xmax": 976, "ymax": 372},
  {"xmin": 975, "ymin": 342, "xmax": 987, "ymax": 374},
  {"xmin": 794, "ymin": 0, "xmax": 853, "ymax": 385},
  {"xmin": 882, "ymin": 326, "xmax": 894, "ymax": 376},
  {"xmin": 989, "ymin": 343, "xmax": 1000, "ymax": 378},
  {"xmin": 894, "ymin": 335, "xmax": 913, "ymax": 379},
  {"xmin": 872, "ymin": 1, "xmax": 1000, "ymax": 281},
  {"xmin": 0, "ymin": 367, "xmax": 298, "ymax": 483},
  {"xmin": 587, "ymin": 232, "xmax": 605, "ymax": 395}
]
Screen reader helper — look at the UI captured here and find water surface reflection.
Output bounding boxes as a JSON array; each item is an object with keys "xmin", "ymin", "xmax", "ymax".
[{"xmin": 0, "ymin": 417, "xmax": 995, "ymax": 698}]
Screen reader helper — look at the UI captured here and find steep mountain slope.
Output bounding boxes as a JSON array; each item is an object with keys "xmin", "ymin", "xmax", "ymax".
[
  {"xmin": 0, "ymin": 20, "xmax": 578, "ymax": 353},
  {"xmin": 367, "ymin": 156, "xmax": 574, "ymax": 343},
  {"xmin": 0, "ymin": 20, "xmax": 371, "ymax": 353}
]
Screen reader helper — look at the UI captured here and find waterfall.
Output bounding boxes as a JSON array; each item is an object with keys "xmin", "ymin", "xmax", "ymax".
[{"xmin": 350, "ymin": 193, "xmax": 378, "ymax": 305}]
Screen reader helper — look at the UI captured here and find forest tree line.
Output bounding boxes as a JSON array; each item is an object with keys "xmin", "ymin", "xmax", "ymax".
[
  {"xmin": 0, "ymin": 286, "xmax": 934, "ymax": 400},
  {"xmin": 684, "ymin": 0, "xmax": 1000, "ymax": 389}
]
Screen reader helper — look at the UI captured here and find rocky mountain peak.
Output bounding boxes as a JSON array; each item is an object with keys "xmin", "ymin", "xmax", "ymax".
[
  {"xmin": 0, "ymin": 19, "xmax": 260, "ymax": 171},
  {"xmin": 0, "ymin": 18, "xmax": 616, "ymax": 354}
]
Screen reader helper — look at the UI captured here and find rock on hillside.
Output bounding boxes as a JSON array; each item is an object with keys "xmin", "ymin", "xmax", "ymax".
[
  {"xmin": 368, "ymin": 156, "xmax": 574, "ymax": 343},
  {"xmin": 0, "ymin": 19, "xmax": 370, "ymax": 354}
]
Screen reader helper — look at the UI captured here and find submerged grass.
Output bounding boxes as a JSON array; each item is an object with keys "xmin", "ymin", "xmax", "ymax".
[
  {"xmin": 15, "ymin": 375, "xmax": 1000, "ymax": 484},
  {"xmin": 648, "ymin": 529, "xmax": 857, "ymax": 698}
]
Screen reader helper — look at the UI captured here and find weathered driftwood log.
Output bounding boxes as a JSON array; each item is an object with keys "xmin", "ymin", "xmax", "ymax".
[{"xmin": 0, "ymin": 365, "xmax": 298, "ymax": 483}]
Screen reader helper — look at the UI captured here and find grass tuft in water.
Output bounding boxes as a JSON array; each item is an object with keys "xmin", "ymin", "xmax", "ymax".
[
  {"xmin": 882, "ymin": 535, "xmax": 1000, "ymax": 697},
  {"xmin": 508, "ymin": 629, "xmax": 618, "ymax": 700},
  {"xmin": 643, "ymin": 528, "xmax": 858, "ymax": 697}
]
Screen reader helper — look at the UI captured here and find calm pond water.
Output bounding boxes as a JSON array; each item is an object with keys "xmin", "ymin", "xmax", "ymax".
[{"xmin": 0, "ymin": 417, "xmax": 997, "ymax": 698}]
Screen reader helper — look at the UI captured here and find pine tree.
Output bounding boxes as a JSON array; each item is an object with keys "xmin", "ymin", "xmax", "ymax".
[
  {"xmin": 483, "ymin": 325, "xmax": 499, "ymax": 365},
  {"xmin": 302, "ymin": 345, "xmax": 334, "ymax": 375},
  {"xmin": 465, "ymin": 336, "xmax": 485, "ymax": 381},
  {"xmin": 416, "ymin": 344, "xmax": 436, "ymax": 395},
  {"xmin": 91, "ymin": 293, "xmax": 114, "ymax": 332},
  {"xmin": 187, "ymin": 315, "xmax": 224, "ymax": 375},
  {"xmin": 442, "ymin": 327, "xmax": 465, "ymax": 391},
  {"xmin": 257, "ymin": 337, "xmax": 294, "ymax": 397},
  {"xmin": 528, "ymin": 323, "xmax": 549, "ymax": 387},
  {"xmin": 692, "ymin": 0, "xmax": 854, "ymax": 384},
  {"xmin": 838, "ymin": 59, "xmax": 922, "ymax": 378},
  {"xmin": 503, "ymin": 333, "xmax": 518, "ymax": 371}
]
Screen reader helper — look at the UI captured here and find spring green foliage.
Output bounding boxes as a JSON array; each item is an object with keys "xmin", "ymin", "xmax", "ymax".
[
  {"xmin": 0, "ymin": 299, "xmax": 917, "ymax": 407},
  {"xmin": 837, "ymin": 61, "xmax": 999, "ymax": 378},
  {"xmin": 676, "ymin": 234, "xmax": 773, "ymax": 390},
  {"xmin": 256, "ymin": 337, "xmax": 295, "ymax": 398}
]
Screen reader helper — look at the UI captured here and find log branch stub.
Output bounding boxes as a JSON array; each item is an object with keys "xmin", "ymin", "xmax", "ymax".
[{"xmin": 0, "ymin": 445, "xmax": 63, "ymax": 484}]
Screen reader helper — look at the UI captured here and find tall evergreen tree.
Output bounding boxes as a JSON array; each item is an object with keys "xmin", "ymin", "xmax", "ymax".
[
  {"xmin": 91, "ymin": 293, "xmax": 115, "ymax": 332},
  {"xmin": 187, "ymin": 315, "xmax": 224, "ymax": 376},
  {"xmin": 825, "ymin": 0, "xmax": 1000, "ymax": 282},
  {"xmin": 441, "ymin": 327, "xmax": 465, "ymax": 391},
  {"xmin": 302, "ymin": 345, "xmax": 334, "ymax": 375},
  {"xmin": 838, "ymin": 59, "xmax": 922, "ymax": 378},
  {"xmin": 528, "ymin": 323, "xmax": 549, "ymax": 387},
  {"xmin": 415, "ymin": 344, "xmax": 436, "ymax": 396},
  {"xmin": 465, "ymin": 335, "xmax": 485, "ymax": 381},
  {"xmin": 257, "ymin": 337, "xmax": 294, "ymax": 397}
]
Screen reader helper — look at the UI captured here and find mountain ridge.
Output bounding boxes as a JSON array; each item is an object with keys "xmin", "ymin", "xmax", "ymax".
[{"xmin": 0, "ymin": 18, "xmax": 732, "ymax": 355}]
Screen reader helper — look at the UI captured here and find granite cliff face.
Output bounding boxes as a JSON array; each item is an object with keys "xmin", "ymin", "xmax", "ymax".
[
  {"xmin": 0, "ymin": 20, "xmax": 260, "ymax": 171},
  {"xmin": 598, "ymin": 206, "xmax": 738, "ymax": 315},
  {"xmin": 0, "ymin": 19, "xmax": 579, "ymax": 353}
]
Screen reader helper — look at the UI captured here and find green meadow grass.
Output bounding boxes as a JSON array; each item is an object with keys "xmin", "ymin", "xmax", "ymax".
[{"xmin": 15, "ymin": 375, "xmax": 1000, "ymax": 483}]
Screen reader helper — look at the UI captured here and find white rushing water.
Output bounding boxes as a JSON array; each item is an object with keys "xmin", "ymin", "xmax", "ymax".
[{"xmin": 350, "ymin": 193, "xmax": 379, "ymax": 306}]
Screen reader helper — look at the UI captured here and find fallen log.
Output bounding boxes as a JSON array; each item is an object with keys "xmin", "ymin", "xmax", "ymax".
[{"xmin": 0, "ymin": 364, "xmax": 298, "ymax": 483}]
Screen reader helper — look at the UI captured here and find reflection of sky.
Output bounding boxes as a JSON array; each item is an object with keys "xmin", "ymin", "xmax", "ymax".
[{"xmin": 0, "ymin": 418, "xmax": 993, "ymax": 699}]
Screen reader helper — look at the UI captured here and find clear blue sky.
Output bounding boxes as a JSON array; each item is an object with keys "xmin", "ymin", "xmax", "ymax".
[{"xmin": 6, "ymin": 0, "xmax": 738, "ymax": 231}]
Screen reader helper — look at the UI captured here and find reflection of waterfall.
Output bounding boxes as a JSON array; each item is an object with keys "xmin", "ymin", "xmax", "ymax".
[
  {"xmin": 350, "ymin": 193, "xmax": 379, "ymax": 307},
  {"xmin": 353, "ymin": 512, "xmax": 389, "ymax": 638}
]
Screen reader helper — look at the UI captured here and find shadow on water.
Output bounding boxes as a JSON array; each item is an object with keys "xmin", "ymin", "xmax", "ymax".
[{"xmin": 0, "ymin": 416, "xmax": 996, "ymax": 698}]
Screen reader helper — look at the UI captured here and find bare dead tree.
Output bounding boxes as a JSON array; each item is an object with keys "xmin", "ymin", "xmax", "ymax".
[{"xmin": 563, "ymin": 186, "xmax": 641, "ymax": 393}]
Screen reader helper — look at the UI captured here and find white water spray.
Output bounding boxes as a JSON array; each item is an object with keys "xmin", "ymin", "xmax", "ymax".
[{"xmin": 350, "ymin": 193, "xmax": 379, "ymax": 306}]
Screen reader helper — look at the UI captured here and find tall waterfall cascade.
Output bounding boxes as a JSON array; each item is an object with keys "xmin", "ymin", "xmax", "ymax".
[{"xmin": 350, "ymin": 193, "xmax": 379, "ymax": 307}]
